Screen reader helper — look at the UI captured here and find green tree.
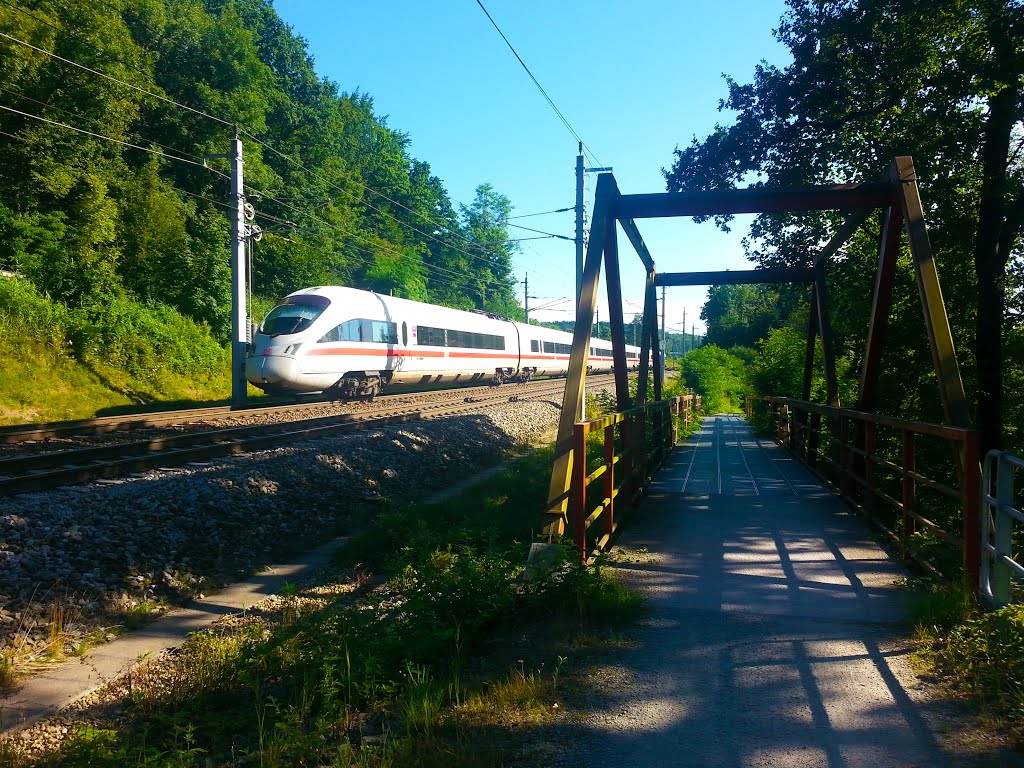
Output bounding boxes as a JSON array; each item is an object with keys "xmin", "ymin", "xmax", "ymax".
[
  {"xmin": 702, "ymin": 284, "xmax": 790, "ymax": 349},
  {"xmin": 666, "ymin": 0, "xmax": 1024, "ymax": 453},
  {"xmin": 681, "ymin": 345, "xmax": 749, "ymax": 413},
  {"xmin": 459, "ymin": 184, "xmax": 519, "ymax": 315}
]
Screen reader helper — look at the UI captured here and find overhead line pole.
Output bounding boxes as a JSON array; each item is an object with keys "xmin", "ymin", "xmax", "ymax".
[
  {"xmin": 230, "ymin": 138, "xmax": 249, "ymax": 408},
  {"xmin": 524, "ymin": 273, "xmax": 529, "ymax": 324}
]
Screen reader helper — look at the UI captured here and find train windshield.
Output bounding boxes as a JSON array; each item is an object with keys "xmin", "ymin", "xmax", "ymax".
[{"xmin": 261, "ymin": 302, "xmax": 327, "ymax": 336}]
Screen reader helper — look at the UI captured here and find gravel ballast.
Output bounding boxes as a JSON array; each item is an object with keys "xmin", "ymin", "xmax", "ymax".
[{"xmin": 0, "ymin": 399, "xmax": 570, "ymax": 662}]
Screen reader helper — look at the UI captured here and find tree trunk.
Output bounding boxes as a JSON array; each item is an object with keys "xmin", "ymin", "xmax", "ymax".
[{"xmin": 973, "ymin": 12, "xmax": 1019, "ymax": 456}]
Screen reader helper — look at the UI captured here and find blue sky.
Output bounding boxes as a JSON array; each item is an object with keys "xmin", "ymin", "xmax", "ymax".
[{"xmin": 272, "ymin": 0, "xmax": 791, "ymax": 334}]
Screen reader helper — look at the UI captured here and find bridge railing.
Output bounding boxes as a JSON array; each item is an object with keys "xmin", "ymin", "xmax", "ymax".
[
  {"xmin": 552, "ymin": 394, "xmax": 701, "ymax": 560},
  {"xmin": 982, "ymin": 450, "xmax": 1024, "ymax": 608},
  {"xmin": 746, "ymin": 396, "xmax": 981, "ymax": 586}
]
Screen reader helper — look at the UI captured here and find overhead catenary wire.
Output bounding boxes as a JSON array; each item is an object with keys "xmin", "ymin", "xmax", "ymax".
[
  {"xmin": 0, "ymin": 29, "xmax": 529, "ymax": 285},
  {"xmin": 473, "ymin": 0, "xmax": 605, "ymax": 168},
  {"xmin": 0, "ymin": 30, "xmax": 234, "ymax": 129},
  {"xmin": 0, "ymin": 102, "xmax": 228, "ymax": 178},
  {"xmin": 505, "ymin": 206, "xmax": 574, "ymax": 220},
  {"xmin": 0, "ymin": 84, "xmax": 212, "ymax": 167},
  {"xmin": 505, "ymin": 222, "xmax": 573, "ymax": 241},
  {"xmin": 245, "ymin": 191, "xmax": 517, "ymax": 292},
  {"xmin": 241, "ymin": 131, "xmax": 521, "ymax": 276}
]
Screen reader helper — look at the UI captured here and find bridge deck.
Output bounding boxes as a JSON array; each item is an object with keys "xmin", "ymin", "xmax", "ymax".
[{"xmin": 585, "ymin": 414, "xmax": 953, "ymax": 767}]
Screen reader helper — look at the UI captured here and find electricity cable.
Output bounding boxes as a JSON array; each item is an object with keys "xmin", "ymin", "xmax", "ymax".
[
  {"xmin": 0, "ymin": 30, "xmax": 234, "ymax": 128},
  {"xmin": 0, "ymin": 84, "xmax": 210, "ymax": 167},
  {"xmin": 505, "ymin": 207, "xmax": 574, "ymax": 219},
  {"xmin": 0, "ymin": 102, "xmax": 228, "ymax": 177},
  {"xmin": 473, "ymin": 0, "xmax": 605, "ymax": 168}
]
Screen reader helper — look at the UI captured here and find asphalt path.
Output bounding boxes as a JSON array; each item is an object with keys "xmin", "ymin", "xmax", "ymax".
[{"xmin": 579, "ymin": 414, "xmax": 956, "ymax": 768}]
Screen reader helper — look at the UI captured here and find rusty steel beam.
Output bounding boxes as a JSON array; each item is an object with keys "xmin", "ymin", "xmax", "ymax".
[
  {"xmin": 857, "ymin": 203, "xmax": 903, "ymax": 412},
  {"xmin": 546, "ymin": 174, "xmax": 614, "ymax": 535},
  {"xmin": 615, "ymin": 182, "xmax": 894, "ymax": 220},
  {"xmin": 894, "ymin": 156, "xmax": 970, "ymax": 428},
  {"xmin": 617, "ymin": 216, "xmax": 656, "ymax": 273},
  {"xmin": 637, "ymin": 272, "xmax": 658, "ymax": 406},
  {"xmin": 812, "ymin": 208, "xmax": 874, "ymax": 268},
  {"xmin": 654, "ymin": 268, "xmax": 813, "ymax": 287},
  {"xmin": 802, "ymin": 288, "xmax": 818, "ymax": 402},
  {"xmin": 814, "ymin": 265, "xmax": 841, "ymax": 407},
  {"xmin": 603, "ymin": 214, "xmax": 631, "ymax": 411}
]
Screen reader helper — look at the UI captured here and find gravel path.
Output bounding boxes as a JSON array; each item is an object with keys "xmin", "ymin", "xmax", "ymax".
[{"xmin": 0, "ymin": 397, "xmax": 572, "ymax": 663}]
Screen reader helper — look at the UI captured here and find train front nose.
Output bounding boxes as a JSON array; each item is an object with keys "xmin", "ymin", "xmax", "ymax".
[{"xmin": 246, "ymin": 350, "xmax": 300, "ymax": 389}]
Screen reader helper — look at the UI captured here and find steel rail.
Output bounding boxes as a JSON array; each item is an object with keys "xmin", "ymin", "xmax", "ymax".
[
  {"xmin": 0, "ymin": 375, "xmax": 601, "ymax": 445},
  {"xmin": 0, "ymin": 377, "xmax": 604, "ymax": 496}
]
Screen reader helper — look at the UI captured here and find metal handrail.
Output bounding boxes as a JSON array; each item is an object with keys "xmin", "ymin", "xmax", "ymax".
[
  {"xmin": 744, "ymin": 396, "xmax": 981, "ymax": 586},
  {"xmin": 981, "ymin": 450, "xmax": 1024, "ymax": 608},
  {"xmin": 565, "ymin": 394, "xmax": 701, "ymax": 560}
]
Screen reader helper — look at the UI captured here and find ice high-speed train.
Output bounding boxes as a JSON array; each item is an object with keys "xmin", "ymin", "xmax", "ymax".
[{"xmin": 246, "ymin": 286, "xmax": 643, "ymax": 397}]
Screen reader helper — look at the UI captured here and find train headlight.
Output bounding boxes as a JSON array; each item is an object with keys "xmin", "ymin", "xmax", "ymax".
[{"xmin": 283, "ymin": 343, "xmax": 302, "ymax": 356}]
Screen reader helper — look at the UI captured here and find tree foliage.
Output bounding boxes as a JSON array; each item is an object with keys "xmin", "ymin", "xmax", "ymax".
[
  {"xmin": 0, "ymin": 0, "xmax": 519, "ymax": 340},
  {"xmin": 680, "ymin": 345, "xmax": 749, "ymax": 414},
  {"xmin": 666, "ymin": 0, "xmax": 1024, "ymax": 451}
]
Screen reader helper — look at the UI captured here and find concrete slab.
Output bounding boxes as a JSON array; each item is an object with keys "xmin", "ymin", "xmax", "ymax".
[
  {"xmin": 0, "ymin": 536, "xmax": 348, "ymax": 733},
  {"xmin": 580, "ymin": 415, "xmax": 953, "ymax": 768}
]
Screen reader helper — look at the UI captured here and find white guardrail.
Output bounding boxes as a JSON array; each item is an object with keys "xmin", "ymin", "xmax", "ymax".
[{"xmin": 981, "ymin": 450, "xmax": 1024, "ymax": 608}]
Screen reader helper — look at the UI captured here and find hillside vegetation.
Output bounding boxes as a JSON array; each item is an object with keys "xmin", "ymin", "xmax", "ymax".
[{"xmin": 0, "ymin": 0, "xmax": 520, "ymax": 421}]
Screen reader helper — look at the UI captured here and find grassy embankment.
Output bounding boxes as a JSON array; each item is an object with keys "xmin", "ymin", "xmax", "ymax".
[
  {"xmin": 0, "ymin": 417, "xmax": 653, "ymax": 767},
  {"xmin": 0, "ymin": 276, "xmax": 275, "ymax": 424}
]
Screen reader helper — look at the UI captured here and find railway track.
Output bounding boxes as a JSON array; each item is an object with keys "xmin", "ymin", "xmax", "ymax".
[{"xmin": 0, "ymin": 376, "xmax": 604, "ymax": 497}]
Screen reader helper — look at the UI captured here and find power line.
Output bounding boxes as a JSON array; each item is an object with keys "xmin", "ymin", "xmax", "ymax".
[
  {"xmin": 473, "ymin": 0, "xmax": 605, "ymax": 168},
  {"xmin": 244, "ymin": 189, "xmax": 517, "ymax": 292},
  {"xmin": 505, "ymin": 221, "xmax": 573, "ymax": 241},
  {"xmin": 0, "ymin": 84, "xmax": 210, "ymax": 168},
  {"xmin": 242, "ymin": 131, "xmax": 520, "ymax": 275},
  {"xmin": 0, "ymin": 102, "xmax": 227, "ymax": 177},
  {"xmin": 0, "ymin": 0, "xmax": 61, "ymax": 34},
  {"xmin": 506, "ymin": 206, "xmax": 574, "ymax": 219},
  {"xmin": 0, "ymin": 30, "xmax": 233, "ymax": 128},
  {"xmin": 0, "ymin": 27, "xmax": 534, "ymax": 297}
]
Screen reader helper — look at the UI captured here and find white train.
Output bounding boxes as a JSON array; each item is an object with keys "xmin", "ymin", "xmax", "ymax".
[{"xmin": 246, "ymin": 286, "xmax": 643, "ymax": 397}]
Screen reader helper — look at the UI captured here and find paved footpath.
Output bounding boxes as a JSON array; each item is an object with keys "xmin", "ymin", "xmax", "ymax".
[{"xmin": 580, "ymin": 414, "xmax": 957, "ymax": 768}]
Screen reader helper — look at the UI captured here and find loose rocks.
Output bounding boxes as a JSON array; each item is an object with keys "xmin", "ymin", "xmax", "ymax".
[{"xmin": 0, "ymin": 398, "xmax": 570, "ymax": 661}]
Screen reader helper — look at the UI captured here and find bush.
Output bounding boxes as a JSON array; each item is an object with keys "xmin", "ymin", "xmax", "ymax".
[{"xmin": 0, "ymin": 275, "xmax": 228, "ymax": 384}]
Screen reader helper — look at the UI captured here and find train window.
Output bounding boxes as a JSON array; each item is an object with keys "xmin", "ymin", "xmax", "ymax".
[
  {"xmin": 261, "ymin": 303, "xmax": 326, "ymax": 336},
  {"xmin": 417, "ymin": 326, "xmax": 446, "ymax": 346},
  {"xmin": 318, "ymin": 319, "xmax": 396, "ymax": 344},
  {"xmin": 530, "ymin": 340, "xmax": 539, "ymax": 353},
  {"xmin": 426, "ymin": 327, "xmax": 505, "ymax": 350},
  {"xmin": 402, "ymin": 322, "xmax": 408, "ymax": 346}
]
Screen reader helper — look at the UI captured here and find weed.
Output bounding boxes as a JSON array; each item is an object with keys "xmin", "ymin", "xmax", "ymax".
[
  {"xmin": 14, "ymin": 440, "xmax": 649, "ymax": 766},
  {"xmin": 401, "ymin": 663, "xmax": 444, "ymax": 737},
  {"xmin": 0, "ymin": 653, "xmax": 14, "ymax": 690}
]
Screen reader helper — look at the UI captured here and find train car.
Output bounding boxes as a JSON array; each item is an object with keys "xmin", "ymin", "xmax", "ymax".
[{"xmin": 246, "ymin": 286, "xmax": 643, "ymax": 397}]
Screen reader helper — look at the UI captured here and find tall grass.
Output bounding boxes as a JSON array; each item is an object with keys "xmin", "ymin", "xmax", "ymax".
[
  {"xmin": 2, "ymin": 445, "xmax": 647, "ymax": 767},
  {"xmin": 0, "ymin": 275, "xmax": 234, "ymax": 422}
]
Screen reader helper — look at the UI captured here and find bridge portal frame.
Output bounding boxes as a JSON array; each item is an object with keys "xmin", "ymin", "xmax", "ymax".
[{"xmin": 545, "ymin": 156, "xmax": 970, "ymax": 537}]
